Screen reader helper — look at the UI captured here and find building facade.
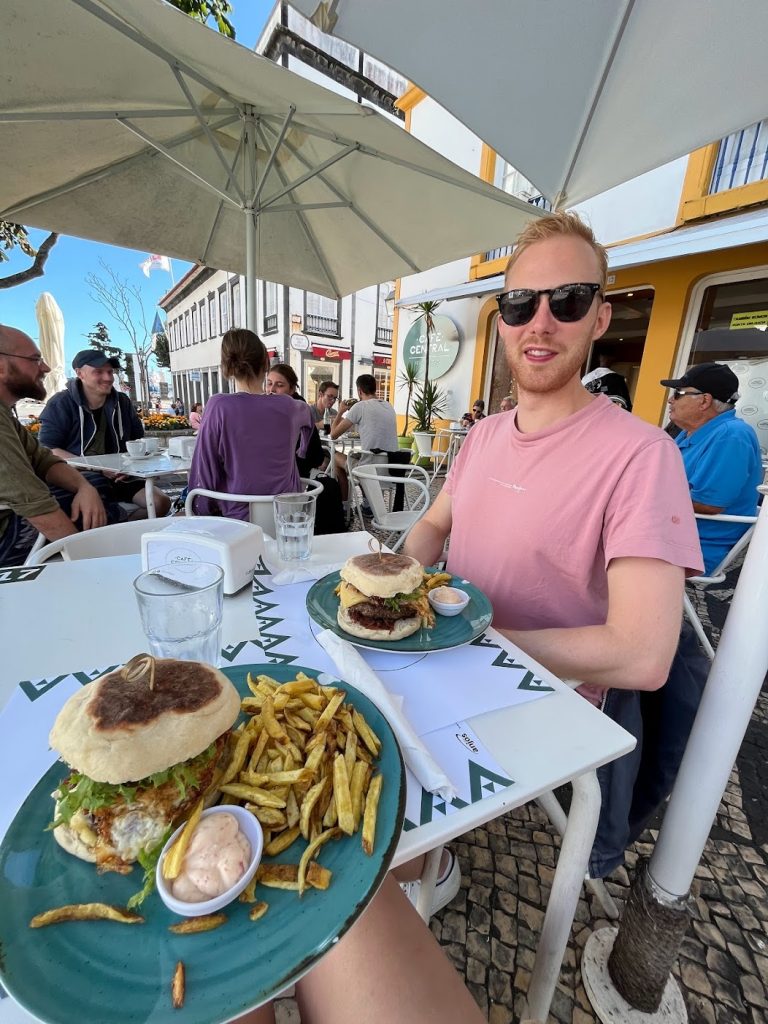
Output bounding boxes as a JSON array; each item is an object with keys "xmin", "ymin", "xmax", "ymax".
[{"xmin": 394, "ymin": 91, "xmax": 768, "ymax": 453}]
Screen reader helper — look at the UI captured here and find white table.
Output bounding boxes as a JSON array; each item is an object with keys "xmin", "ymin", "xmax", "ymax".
[
  {"xmin": 65, "ymin": 452, "xmax": 191, "ymax": 517},
  {"xmin": 430, "ymin": 427, "xmax": 468, "ymax": 481},
  {"xmin": 0, "ymin": 535, "xmax": 633, "ymax": 1022}
]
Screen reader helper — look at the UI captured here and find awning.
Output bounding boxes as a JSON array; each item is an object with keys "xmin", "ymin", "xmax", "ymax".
[
  {"xmin": 396, "ymin": 209, "xmax": 768, "ymax": 307},
  {"xmin": 311, "ymin": 344, "xmax": 352, "ymax": 360}
]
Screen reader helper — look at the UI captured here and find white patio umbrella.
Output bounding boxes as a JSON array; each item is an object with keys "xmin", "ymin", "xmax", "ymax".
[
  {"xmin": 1, "ymin": 0, "xmax": 542, "ymax": 330},
  {"xmin": 34, "ymin": 292, "xmax": 68, "ymax": 396},
  {"xmin": 293, "ymin": 0, "xmax": 768, "ymax": 207}
]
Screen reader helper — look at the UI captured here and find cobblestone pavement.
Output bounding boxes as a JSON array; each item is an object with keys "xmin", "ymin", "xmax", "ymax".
[{"xmin": 276, "ymin": 485, "xmax": 768, "ymax": 1024}]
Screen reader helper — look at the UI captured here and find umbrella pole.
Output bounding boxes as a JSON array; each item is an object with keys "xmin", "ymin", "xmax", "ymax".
[
  {"xmin": 582, "ymin": 484, "xmax": 768, "ymax": 1021},
  {"xmin": 245, "ymin": 207, "xmax": 257, "ymax": 333}
]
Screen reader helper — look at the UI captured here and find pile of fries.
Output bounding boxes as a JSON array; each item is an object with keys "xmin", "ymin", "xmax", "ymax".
[{"xmin": 219, "ymin": 670, "xmax": 384, "ymax": 900}]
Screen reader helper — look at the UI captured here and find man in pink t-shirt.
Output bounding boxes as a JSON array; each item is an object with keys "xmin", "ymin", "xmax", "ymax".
[{"xmin": 404, "ymin": 212, "xmax": 704, "ymax": 882}]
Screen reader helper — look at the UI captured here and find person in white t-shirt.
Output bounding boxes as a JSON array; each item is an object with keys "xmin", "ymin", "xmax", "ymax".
[{"xmin": 330, "ymin": 373, "xmax": 398, "ymax": 509}]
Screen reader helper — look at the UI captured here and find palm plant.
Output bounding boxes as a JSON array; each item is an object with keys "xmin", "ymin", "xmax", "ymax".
[
  {"xmin": 396, "ymin": 359, "xmax": 420, "ymax": 437},
  {"xmin": 412, "ymin": 379, "xmax": 447, "ymax": 433},
  {"xmin": 409, "ymin": 299, "xmax": 442, "ymax": 395}
]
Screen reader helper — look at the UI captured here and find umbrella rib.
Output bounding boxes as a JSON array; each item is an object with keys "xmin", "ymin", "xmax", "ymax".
[
  {"xmin": 0, "ymin": 108, "xmax": 238, "ymax": 123},
  {"xmin": 259, "ymin": 121, "xmax": 420, "ymax": 274},
  {"xmin": 555, "ymin": 0, "xmax": 636, "ymax": 204},
  {"xmin": 262, "ymin": 202, "xmax": 351, "ymax": 213},
  {"xmin": 170, "ymin": 66, "xmax": 246, "ymax": 206},
  {"xmin": 258, "ymin": 114, "xmax": 540, "ymax": 212},
  {"xmin": 258, "ymin": 145, "xmax": 359, "ymax": 210},
  {"xmin": 252, "ymin": 107, "xmax": 296, "ymax": 207},
  {"xmin": 118, "ymin": 118, "xmax": 242, "ymax": 210},
  {"xmin": 256, "ymin": 123, "xmax": 340, "ymax": 298},
  {"xmin": 202, "ymin": 130, "xmax": 249, "ymax": 266},
  {"xmin": 1, "ymin": 113, "xmax": 240, "ymax": 221}
]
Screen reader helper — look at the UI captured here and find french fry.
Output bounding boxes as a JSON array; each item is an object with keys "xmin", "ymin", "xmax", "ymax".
[
  {"xmin": 239, "ymin": 877, "xmax": 259, "ymax": 903},
  {"xmin": 352, "ymin": 710, "xmax": 381, "ymax": 757},
  {"xmin": 344, "ymin": 728, "xmax": 358, "ymax": 778},
  {"xmin": 220, "ymin": 728, "xmax": 251, "ymax": 786},
  {"xmin": 298, "ymin": 827, "xmax": 340, "ymax": 895},
  {"xmin": 299, "ymin": 778, "xmax": 328, "ymax": 840},
  {"xmin": 322, "ymin": 792, "xmax": 337, "ymax": 827},
  {"xmin": 264, "ymin": 824, "xmax": 301, "ymax": 856},
  {"xmin": 220, "ymin": 783, "xmax": 286, "ymax": 808},
  {"xmin": 349, "ymin": 759, "xmax": 370, "ymax": 831},
  {"xmin": 285, "ymin": 787, "xmax": 300, "ymax": 828},
  {"xmin": 169, "ymin": 914, "xmax": 227, "ymax": 934},
  {"xmin": 162, "ymin": 797, "xmax": 204, "ymax": 880},
  {"xmin": 171, "ymin": 961, "xmax": 185, "ymax": 1009},
  {"xmin": 241, "ymin": 768, "xmax": 310, "ymax": 786},
  {"xmin": 30, "ymin": 903, "xmax": 144, "ymax": 928},
  {"xmin": 245, "ymin": 805, "xmax": 287, "ymax": 829},
  {"xmin": 248, "ymin": 901, "xmax": 270, "ymax": 922},
  {"xmin": 256, "ymin": 864, "xmax": 301, "ymax": 890},
  {"xmin": 332, "ymin": 753, "xmax": 355, "ymax": 835},
  {"xmin": 362, "ymin": 774, "xmax": 383, "ymax": 855},
  {"xmin": 314, "ymin": 689, "xmax": 346, "ymax": 732},
  {"xmin": 246, "ymin": 671, "xmax": 261, "ymax": 696},
  {"xmin": 262, "ymin": 696, "xmax": 290, "ymax": 744},
  {"xmin": 247, "ymin": 727, "xmax": 270, "ymax": 772}
]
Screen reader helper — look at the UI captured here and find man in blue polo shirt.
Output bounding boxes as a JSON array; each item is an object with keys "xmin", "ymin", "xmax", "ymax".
[{"xmin": 661, "ymin": 361, "xmax": 762, "ymax": 574}]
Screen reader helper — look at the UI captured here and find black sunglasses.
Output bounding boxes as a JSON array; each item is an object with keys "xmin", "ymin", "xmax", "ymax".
[{"xmin": 496, "ymin": 283, "xmax": 603, "ymax": 327}]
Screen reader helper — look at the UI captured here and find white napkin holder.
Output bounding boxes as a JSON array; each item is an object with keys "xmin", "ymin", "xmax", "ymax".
[
  {"xmin": 168, "ymin": 435, "xmax": 196, "ymax": 458},
  {"xmin": 141, "ymin": 517, "xmax": 265, "ymax": 594}
]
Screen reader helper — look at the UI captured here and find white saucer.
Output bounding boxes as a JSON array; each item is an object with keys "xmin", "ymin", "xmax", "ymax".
[{"xmin": 123, "ymin": 452, "xmax": 156, "ymax": 461}]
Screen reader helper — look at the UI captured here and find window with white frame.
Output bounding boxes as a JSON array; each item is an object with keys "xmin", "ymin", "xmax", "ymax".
[
  {"xmin": 263, "ymin": 281, "xmax": 278, "ymax": 334},
  {"xmin": 198, "ymin": 299, "xmax": 207, "ymax": 340},
  {"xmin": 208, "ymin": 293, "xmax": 218, "ymax": 337},
  {"xmin": 192, "ymin": 306, "xmax": 200, "ymax": 344},
  {"xmin": 710, "ymin": 118, "xmax": 768, "ymax": 194},
  {"xmin": 305, "ymin": 292, "xmax": 340, "ymax": 336},
  {"xmin": 219, "ymin": 286, "xmax": 229, "ymax": 335},
  {"xmin": 375, "ymin": 282, "xmax": 394, "ymax": 345},
  {"xmin": 231, "ymin": 280, "xmax": 241, "ymax": 328}
]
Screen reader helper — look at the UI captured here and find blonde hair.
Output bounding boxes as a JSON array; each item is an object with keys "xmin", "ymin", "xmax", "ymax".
[{"xmin": 504, "ymin": 211, "xmax": 608, "ymax": 290}]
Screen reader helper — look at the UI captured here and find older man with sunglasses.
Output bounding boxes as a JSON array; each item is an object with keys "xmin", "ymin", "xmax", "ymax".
[
  {"xmin": 405, "ymin": 211, "xmax": 704, "ymax": 882},
  {"xmin": 662, "ymin": 362, "xmax": 762, "ymax": 574}
]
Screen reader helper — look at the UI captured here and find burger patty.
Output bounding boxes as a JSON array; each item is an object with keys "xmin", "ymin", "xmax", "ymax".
[{"xmin": 349, "ymin": 602, "xmax": 418, "ymax": 631}]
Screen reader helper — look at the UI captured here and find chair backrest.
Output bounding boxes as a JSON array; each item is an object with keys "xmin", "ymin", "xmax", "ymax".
[
  {"xmin": 351, "ymin": 464, "xmax": 430, "ymax": 519},
  {"xmin": 693, "ymin": 512, "xmax": 758, "ymax": 581},
  {"xmin": 25, "ymin": 519, "xmax": 163, "ymax": 565},
  {"xmin": 185, "ymin": 479, "xmax": 322, "ymax": 537}
]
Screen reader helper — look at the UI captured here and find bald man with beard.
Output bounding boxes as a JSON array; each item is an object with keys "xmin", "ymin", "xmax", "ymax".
[{"xmin": 0, "ymin": 324, "xmax": 106, "ymax": 565}]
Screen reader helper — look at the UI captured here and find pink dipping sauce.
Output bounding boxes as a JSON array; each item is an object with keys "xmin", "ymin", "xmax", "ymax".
[{"xmin": 171, "ymin": 812, "xmax": 251, "ymax": 903}]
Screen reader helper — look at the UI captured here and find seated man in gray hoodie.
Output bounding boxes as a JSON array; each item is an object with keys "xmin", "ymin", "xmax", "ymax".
[{"xmin": 40, "ymin": 350, "xmax": 170, "ymax": 517}]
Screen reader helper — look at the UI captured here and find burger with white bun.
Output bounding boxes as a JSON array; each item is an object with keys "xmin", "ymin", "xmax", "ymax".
[
  {"xmin": 48, "ymin": 656, "xmax": 240, "ymax": 904},
  {"xmin": 336, "ymin": 552, "xmax": 428, "ymax": 641}
]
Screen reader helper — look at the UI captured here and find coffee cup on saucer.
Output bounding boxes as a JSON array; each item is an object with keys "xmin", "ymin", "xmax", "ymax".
[
  {"xmin": 143, "ymin": 437, "xmax": 160, "ymax": 454},
  {"xmin": 126, "ymin": 440, "xmax": 147, "ymax": 457}
]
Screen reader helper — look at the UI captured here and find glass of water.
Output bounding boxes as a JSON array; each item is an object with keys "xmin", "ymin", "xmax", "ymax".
[
  {"xmin": 273, "ymin": 492, "xmax": 317, "ymax": 561},
  {"xmin": 133, "ymin": 562, "xmax": 224, "ymax": 666}
]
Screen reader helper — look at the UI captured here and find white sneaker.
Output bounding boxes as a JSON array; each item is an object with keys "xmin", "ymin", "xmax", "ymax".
[{"xmin": 400, "ymin": 850, "xmax": 461, "ymax": 916}]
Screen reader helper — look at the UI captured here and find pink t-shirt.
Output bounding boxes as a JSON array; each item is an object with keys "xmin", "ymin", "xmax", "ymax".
[{"xmin": 444, "ymin": 396, "xmax": 703, "ymax": 635}]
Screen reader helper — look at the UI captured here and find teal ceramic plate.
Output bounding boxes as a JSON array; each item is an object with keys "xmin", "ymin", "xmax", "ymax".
[
  {"xmin": 0, "ymin": 665, "xmax": 405, "ymax": 1024},
  {"xmin": 306, "ymin": 571, "xmax": 493, "ymax": 652}
]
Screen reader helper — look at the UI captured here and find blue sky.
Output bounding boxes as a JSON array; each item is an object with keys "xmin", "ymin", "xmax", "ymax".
[{"xmin": 0, "ymin": 1, "xmax": 274, "ymax": 369}]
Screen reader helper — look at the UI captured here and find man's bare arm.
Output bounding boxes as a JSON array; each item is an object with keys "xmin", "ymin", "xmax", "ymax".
[
  {"xmin": 330, "ymin": 414, "xmax": 353, "ymax": 440},
  {"xmin": 692, "ymin": 500, "xmax": 725, "ymax": 515},
  {"xmin": 501, "ymin": 557, "xmax": 684, "ymax": 692},
  {"xmin": 403, "ymin": 490, "xmax": 453, "ymax": 567},
  {"xmin": 26, "ymin": 507, "xmax": 79, "ymax": 542},
  {"xmin": 45, "ymin": 462, "xmax": 107, "ymax": 530}
]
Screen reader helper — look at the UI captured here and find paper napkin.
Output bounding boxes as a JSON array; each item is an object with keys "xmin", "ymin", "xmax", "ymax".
[{"xmin": 316, "ymin": 628, "xmax": 457, "ymax": 800}]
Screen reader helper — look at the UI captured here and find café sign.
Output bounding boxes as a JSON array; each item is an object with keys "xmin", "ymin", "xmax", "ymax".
[{"xmin": 403, "ymin": 314, "xmax": 460, "ymax": 379}]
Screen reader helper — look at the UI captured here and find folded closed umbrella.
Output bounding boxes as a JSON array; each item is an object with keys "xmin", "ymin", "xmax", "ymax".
[{"xmin": 35, "ymin": 292, "xmax": 67, "ymax": 396}]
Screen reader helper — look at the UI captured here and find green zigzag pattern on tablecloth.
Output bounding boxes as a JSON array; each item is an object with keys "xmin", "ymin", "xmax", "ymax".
[
  {"xmin": 19, "ymin": 664, "xmax": 121, "ymax": 703},
  {"xmin": 402, "ymin": 759, "xmax": 514, "ymax": 831},
  {"xmin": 469, "ymin": 633, "xmax": 554, "ymax": 690},
  {"xmin": 250, "ymin": 556, "xmax": 300, "ymax": 666}
]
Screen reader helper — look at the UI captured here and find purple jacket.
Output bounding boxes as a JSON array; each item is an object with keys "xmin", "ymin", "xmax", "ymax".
[{"xmin": 188, "ymin": 392, "xmax": 314, "ymax": 520}]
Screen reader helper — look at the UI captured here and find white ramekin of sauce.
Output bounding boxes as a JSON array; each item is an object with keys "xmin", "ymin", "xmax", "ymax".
[{"xmin": 428, "ymin": 585, "xmax": 470, "ymax": 616}]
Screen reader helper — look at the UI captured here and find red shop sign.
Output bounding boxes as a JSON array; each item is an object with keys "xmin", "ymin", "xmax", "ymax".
[
  {"xmin": 373, "ymin": 354, "xmax": 391, "ymax": 367},
  {"xmin": 312, "ymin": 345, "xmax": 351, "ymax": 360}
]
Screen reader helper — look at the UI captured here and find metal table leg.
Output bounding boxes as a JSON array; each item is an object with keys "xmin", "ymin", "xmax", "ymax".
[
  {"xmin": 525, "ymin": 770, "xmax": 601, "ymax": 1021},
  {"xmin": 144, "ymin": 478, "xmax": 156, "ymax": 518}
]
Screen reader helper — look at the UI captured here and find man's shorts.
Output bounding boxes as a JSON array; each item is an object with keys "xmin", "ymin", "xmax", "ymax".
[{"xmin": 0, "ymin": 515, "xmax": 39, "ymax": 567}]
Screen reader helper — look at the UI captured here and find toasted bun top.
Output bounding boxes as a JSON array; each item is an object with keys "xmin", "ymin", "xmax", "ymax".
[
  {"xmin": 339, "ymin": 552, "xmax": 423, "ymax": 598},
  {"xmin": 49, "ymin": 658, "xmax": 240, "ymax": 784}
]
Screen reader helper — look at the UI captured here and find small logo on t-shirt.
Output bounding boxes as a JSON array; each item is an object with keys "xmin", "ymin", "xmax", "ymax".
[
  {"xmin": 490, "ymin": 477, "xmax": 526, "ymax": 493},
  {"xmin": 671, "ymin": 515, "xmax": 680, "ymax": 524}
]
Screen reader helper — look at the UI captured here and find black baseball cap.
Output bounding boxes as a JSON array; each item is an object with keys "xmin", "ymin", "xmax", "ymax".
[
  {"xmin": 660, "ymin": 362, "xmax": 739, "ymax": 404},
  {"xmin": 72, "ymin": 349, "xmax": 121, "ymax": 370}
]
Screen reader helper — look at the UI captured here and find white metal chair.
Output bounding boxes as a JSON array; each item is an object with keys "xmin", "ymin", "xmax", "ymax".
[
  {"xmin": 684, "ymin": 512, "xmax": 758, "ymax": 660},
  {"xmin": 350, "ymin": 463, "xmax": 430, "ymax": 551},
  {"xmin": 25, "ymin": 518, "xmax": 163, "ymax": 565},
  {"xmin": 184, "ymin": 478, "xmax": 323, "ymax": 538}
]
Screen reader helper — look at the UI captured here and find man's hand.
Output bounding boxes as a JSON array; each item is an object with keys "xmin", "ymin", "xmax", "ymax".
[
  {"xmin": 70, "ymin": 482, "xmax": 107, "ymax": 531},
  {"xmin": 337, "ymin": 400, "xmax": 351, "ymax": 416}
]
